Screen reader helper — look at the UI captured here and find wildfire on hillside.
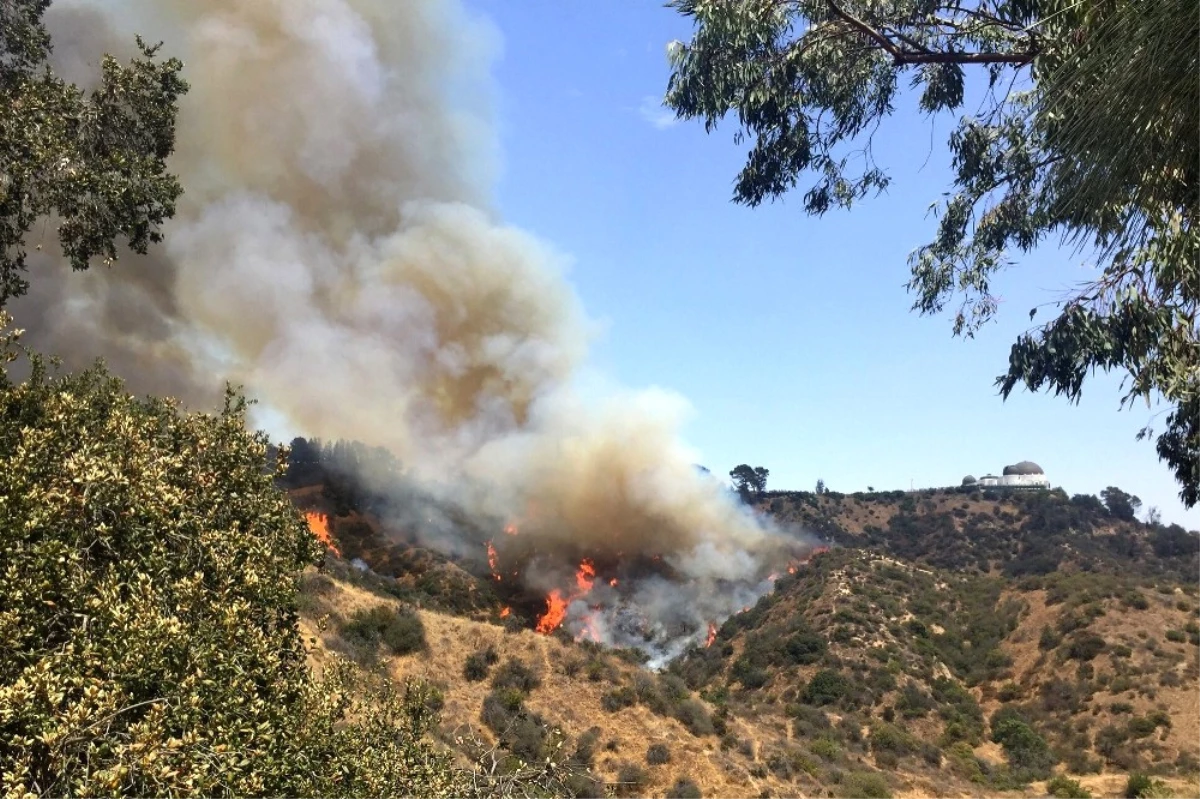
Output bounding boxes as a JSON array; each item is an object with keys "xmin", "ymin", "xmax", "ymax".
[
  {"xmin": 304, "ymin": 511, "xmax": 341, "ymax": 557},
  {"xmin": 473, "ymin": 514, "xmax": 827, "ymax": 664}
]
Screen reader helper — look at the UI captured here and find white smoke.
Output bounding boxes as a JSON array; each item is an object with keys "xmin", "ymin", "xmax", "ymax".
[{"xmin": 16, "ymin": 0, "xmax": 816, "ymax": 659}]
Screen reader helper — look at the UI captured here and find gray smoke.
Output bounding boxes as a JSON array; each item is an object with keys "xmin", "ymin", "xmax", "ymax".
[{"xmin": 16, "ymin": 0, "xmax": 817, "ymax": 659}]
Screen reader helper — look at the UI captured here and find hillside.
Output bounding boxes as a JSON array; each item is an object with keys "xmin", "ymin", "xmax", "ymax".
[{"xmin": 290, "ymin": 476, "xmax": 1200, "ymax": 799}]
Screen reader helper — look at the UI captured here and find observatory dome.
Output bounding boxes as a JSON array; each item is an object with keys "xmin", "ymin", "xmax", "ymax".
[
  {"xmin": 961, "ymin": 475, "xmax": 977, "ymax": 486},
  {"xmin": 1002, "ymin": 461, "xmax": 1044, "ymax": 476}
]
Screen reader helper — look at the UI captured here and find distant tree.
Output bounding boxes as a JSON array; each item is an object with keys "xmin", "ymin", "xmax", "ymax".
[
  {"xmin": 1, "ymin": 1, "xmax": 189, "ymax": 307},
  {"xmin": 815, "ymin": 479, "xmax": 826, "ymax": 495},
  {"xmin": 1144, "ymin": 506, "xmax": 1162, "ymax": 527},
  {"xmin": 1101, "ymin": 486, "xmax": 1142, "ymax": 522},
  {"xmin": 729, "ymin": 464, "xmax": 768, "ymax": 500},
  {"xmin": 867, "ymin": 486, "xmax": 875, "ymax": 493},
  {"xmin": 754, "ymin": 466, "xmax": 769, "ymax": 492}
]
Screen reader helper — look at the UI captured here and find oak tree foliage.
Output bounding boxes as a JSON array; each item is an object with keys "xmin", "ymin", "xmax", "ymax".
[
  {"xmin": 0, "ymin": 318, "xmax": 476, "ymax": 797},
  {"xmin": 1, "ymin": 0, "xmax": 187, "ymax": 307},
  {"xmin": 665, "ymin": 0, "xmax": 1199, "ymax": 505}
]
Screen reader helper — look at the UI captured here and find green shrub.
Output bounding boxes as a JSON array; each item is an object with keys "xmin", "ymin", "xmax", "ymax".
[
  {"xmin": 1066, "ymin": 633, "xmax": 1107, "ymax": 661},
  {"xmin": 490, "ymin": 658, "xmax": 541, "ymax": 693},
  {"xmin": 811, "ymin": 737, "xmax": 842, "ymax": 761},
  {"xmin": 601, "ymin": 686, "xmax": 636, "ymax": 712},
  {"xmin": 463, "ymin": 647, "xmax": 497, "ymax": 681},
  {"xmin": 0, "ymin": 339, "xmax": 502, "ymax": 797},
  {"xmin": 646, "ymin": 743, "xmax": 672, "ymax": 765},
  {"xmin": 840, "ymin": 772, "xmax": 891, "ymax": 798},
  {"xmin": 1047, "ymin": 775, "xmax": 1092, "ymax": 798},
  {"xmin": 340, "ymin": 605, "xmax": 426, "ymax": 659},
  {"xmin": 804, "ymin": 669, "xmax": 850, "ymax": 706},
  {"xmin": 667, "ymin": 777, "xmax": 703, "ymax": 798},
  {"xmin": 1165, "ymin": 629, "xmax": 1185, "ymax": 643},
  {"xmin": 1124, "ymin": 773, "xmax": 1159, "ymax": 798},
  {"xmin": 675, "ymin": 699, "xmax": 716, "ymax": 736},
  {"xmin": 614, "ymin": 763, "xmax": 649, "ymax": 798},
  {"xmin": 869, "ymin": 723, "xmax": 918, "ymax": 756},
  {"xmin": 572, "ymin": 727, "xmax": 601, "ymax": 767},
  {"xmin": 990, "ymin": 708, "xmax": 1056, "ymax": 779}
]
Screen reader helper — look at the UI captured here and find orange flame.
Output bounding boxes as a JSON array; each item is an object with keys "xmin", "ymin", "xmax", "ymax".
[
  {"xmin": 705, "ymin": 622, "xmax": 717, "ymax": 648},
  {"xmin": 535, "ymin": 589, "xmax": 568, "ymax": 633},
  {"xmin": 609, "ymin": 578, "xmax": 618, "ymax": 587},
  {"xmin": 536, "ymin": 558, "xmax": 599, "ymax": 635},
  {"xmin": 788, "ymin": 565, "xmax": 797, "ymax": 574},
  {"xmin": 500, "ymin": 606, "xmax": 511, "ymax": 618},
  {"xmin": 576, "ymin": 559, "xmax": 596, "ymax": 593},
  {"xmin": 486, "ymin": 540, "xmax": 501, "ymax": 581},
  {"xmin": 504, "ymin": 522, "xmax": 519, "ymax": 536},
  {"xmin": 304, "ymin": 511, "xmax": 341, "ymax": 556}
]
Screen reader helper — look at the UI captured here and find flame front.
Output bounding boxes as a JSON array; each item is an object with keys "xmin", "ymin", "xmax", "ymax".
[
  {"xmin": 486, "ymin": 540, "xmax": 501, "ymax": 581},
  {"xmin": 304, "ymin": 511, "xmax": 341, "ymax": 556},
  {"xmin": 500, "ymin": 606, "xmax": 511, "ymax": 618},
  {"xmin": 576, "ymin": 559, "xmax": 596, "ymax": 593},
  {"xmin": 535, "ymin": 558, "xmax": 598, "ymax": 635},
  {"xmin": 705, "ymin": 622, "xmax": 717, "ymax": 648},
  {"xmin": 535, "ymin": 589, "xmax": 568, "ymax": 633}
]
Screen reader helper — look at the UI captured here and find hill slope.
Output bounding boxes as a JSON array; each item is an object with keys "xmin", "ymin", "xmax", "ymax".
[{"xmin": 288, "ymin": 473, "xmax": 1200, "ymax": 798}]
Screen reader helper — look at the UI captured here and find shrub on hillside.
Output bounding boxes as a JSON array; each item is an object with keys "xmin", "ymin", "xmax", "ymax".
[
  {"xmin": 464, "ymin": 645, "xmax": 499, "ymax": 681},
  {"xmin": 490, "ymin": 658, "xmax": 541, "ymax": 693},
  {"xmin": 667, "ymin": 777, "xmax": 703, "ymax": 798},
  {"xmin": 1125, "ymin": 774, "xmax": 1170, "ymax": 799},
  {"xmin": 340, "ymin": 605, "xmax": 427, "ymax": 660},
  {"xmin": 804, "ymin": 669, "xmax": 850, "ymax": 706},
  {"xmin": 1047, "ymin": 775, "xmax": 1092, "ymax": 798},
  {"xmin": 990, "ymin": 708, "xmax": 1056, "ymax": 779},
  {"xmin": 839, "ymin": 772, "xmax": 891, "ymax": 799},
  {"xmin": 646, "ymin": 743, "xmax": 672, "ymax": 765},
  {"xmin": 675, "ymin": 699, "xmax": 716, "ymax": 736},
  {"xmin": 614, "ymin": 763, "xmax": 649, "ymax": 798}
]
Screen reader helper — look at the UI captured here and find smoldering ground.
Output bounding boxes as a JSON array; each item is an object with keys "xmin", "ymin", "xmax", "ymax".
[{"xmin": 15, "ymin": 0, "xmax": 819, "ymax": 658}]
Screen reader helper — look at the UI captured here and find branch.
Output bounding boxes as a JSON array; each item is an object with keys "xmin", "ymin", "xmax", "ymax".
[{"xmin": 826, "ymin": 0, "xmax": 1036, "ymax": 66}]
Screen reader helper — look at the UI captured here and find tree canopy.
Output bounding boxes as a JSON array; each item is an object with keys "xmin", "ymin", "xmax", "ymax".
[
  {"xmin": 0, "ymin": 0, "xmax": 187, "ymax": 307},
  {"xmin": 730, "ymin": 463, "xmax": 769, "ymax": 499},
  {"xmin": 664, "ymin": 0, "xmax": 1199, "ymax": 506}
]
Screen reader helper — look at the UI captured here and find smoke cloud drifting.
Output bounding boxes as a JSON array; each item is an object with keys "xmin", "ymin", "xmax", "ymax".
[{"xmin": 20, "ymin": 0, "xmax": 816, "ymax": 660}]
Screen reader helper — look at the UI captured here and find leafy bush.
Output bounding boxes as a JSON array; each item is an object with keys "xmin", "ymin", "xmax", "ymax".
[
  {"xmin": 990, "ymin": 708, "xmax": 1056, "ymax": 779},
  {"xmin": 463, "ymin": 646, "xmax": 497, "ymax": 681},
  {"xmin": 804, "ymin": 669, "xmax": 850, "ymax": 706},
  {"xmin": 870, "ymin": 723, "xmax": 919, "ymax": 757},
  {"xmin": 0, "ymin": 339, "xmax": 492, "ymax": 797},
  {"xmin": 340, "ymin": 605, "xmax": 427, "ymax": 659},
  {"xmin": 1066, "ymin": 633, "xmax": 1107, "ymax": 661},
  {"xmin": 675, "ymin": 699, "xmax": 716, "ymax": 736},
  {"xmin": 614, "ymin": 763, "xmax": 648, "ymax": 798},
  {"xmin": 646, "ymin": 743, "xmax": 672, "ymax": 765},
  {"xmin": 840, "ymin": 772, "xmax": 891, "ymax": 799},
  {"xmin": 490, "ymin": 658, "xmax": 541, "ymax": 693},
  {"xmin": 667, "ymin": 777, "xmax": 703, "ymax": 798},
  {"xmin": 1124, "ymin": 773, "xmax": 1168, "ymax": 798},
  {"xmin": 1165, "ymin": 629, "xmax": 1185, "ymax": 643},
  {"xmin": 1047, "ymin": 775, "xmax": 1092, "ymax": 798},
  {"xmin": 601, "ymin": 686, "xmax": 636, "ymax": 712}
]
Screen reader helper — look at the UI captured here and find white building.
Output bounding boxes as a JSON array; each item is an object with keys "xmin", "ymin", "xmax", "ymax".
[{"xmin": 962, "ymin": 461, "xmax": 1050, "ymax": 490}]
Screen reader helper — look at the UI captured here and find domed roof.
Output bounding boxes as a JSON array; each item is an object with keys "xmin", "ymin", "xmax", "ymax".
[
  {"xmin": 1003, "ymin": 461, "xmax": 1044, "ymax": 476},
  {"xmin": 961, "ymin": 475, "xmax": 977, "ymax": 485}
]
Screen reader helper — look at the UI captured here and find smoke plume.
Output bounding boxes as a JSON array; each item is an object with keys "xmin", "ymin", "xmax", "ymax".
[{"xmin": 18, "ymin": 0, "xmax": 816, "ymax": 661}]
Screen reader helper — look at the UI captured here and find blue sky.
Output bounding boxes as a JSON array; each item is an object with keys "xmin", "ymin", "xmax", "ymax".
[{"xmin": 468, "ymin": 1, "xmax": 1198, "ymax": 529}]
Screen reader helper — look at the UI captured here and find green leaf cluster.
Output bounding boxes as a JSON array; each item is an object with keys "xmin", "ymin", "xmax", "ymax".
[{"xmin": 1, "ymin": 0, "xmax": 188, "ymax": 306}]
